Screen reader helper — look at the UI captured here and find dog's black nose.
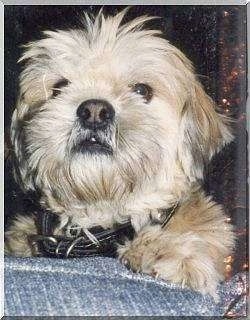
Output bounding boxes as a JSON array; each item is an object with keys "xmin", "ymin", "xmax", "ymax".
[{"xmin": 77, "ymin": 99, "xmax": 115, "ymax": 130}]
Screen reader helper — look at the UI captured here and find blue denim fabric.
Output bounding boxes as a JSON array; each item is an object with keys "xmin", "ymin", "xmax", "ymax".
[{"xmin": 4, "ymin": 256, "xmax": 247, "ymax": 316}]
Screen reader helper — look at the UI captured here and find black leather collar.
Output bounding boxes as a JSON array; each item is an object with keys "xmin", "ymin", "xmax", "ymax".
[
  {"xmin": 28, "ymin": 203, "xmax": 179, "ymax": 258},
  {"xmin": 29, "ymin": 210, "xmax": 135, "ymax": 258}
]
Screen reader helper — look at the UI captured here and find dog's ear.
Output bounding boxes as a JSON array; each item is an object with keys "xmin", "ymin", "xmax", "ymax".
[
  {"xmin": 10, "ymin": 39, "xmax": 58, "ymax": 191},
  {"xmin": 178, "ymin": 81, "xmax": 233, "ymax": 181},
  {"xmin": 18, "ymin": 42, "xmax": 62, "ymax": 106},
  {"xmin": 10, "ymin": 101, "xmax": 36, "ymax": 191},
  {"xmin": 11, "ymin": 33, "xmax": 71, "ymax": 191}
]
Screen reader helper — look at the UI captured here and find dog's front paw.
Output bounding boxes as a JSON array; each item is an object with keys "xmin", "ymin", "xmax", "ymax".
[
  {"xmin": 118, "ymin": 224, "xmax": 160, "ymax": 273},
  {"xmin": 118, "ymin": 225, "xmax": 222, "ymax": 299},
  {"xmin": 118, "ymin": 240, "xmax": 144, "ymax": 273},
  {"xmin": 151, "ymin": 250, "xmax": 221, "ymax": 300}
]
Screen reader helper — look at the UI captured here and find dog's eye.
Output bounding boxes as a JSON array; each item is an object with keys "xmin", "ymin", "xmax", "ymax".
[
  {"xmin": 131, "ymin": 83, "xmax": 153, "ymax": 103},
  {"xmin": 52, "ymin": 78, "xmax": 70, "ymax": 97}
]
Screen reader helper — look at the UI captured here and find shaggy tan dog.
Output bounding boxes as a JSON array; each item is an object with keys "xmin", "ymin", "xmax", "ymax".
[{"xmin": 5, "ymin": 9, "xmax": 234, "ymax": 297}]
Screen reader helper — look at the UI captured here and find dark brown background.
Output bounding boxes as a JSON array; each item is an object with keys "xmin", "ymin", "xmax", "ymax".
[{"xmin": 4, "ymin": 5, "xmax": 248, "ymax": 276}]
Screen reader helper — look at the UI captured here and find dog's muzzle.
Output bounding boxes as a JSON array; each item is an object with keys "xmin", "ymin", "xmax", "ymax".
[
  {"xmin": 74, "ymin": 99, "xmax": 115, "ymax": 155},
  {"xmin": 73, "ymin": 133, "xmax": 113, "ymax": 155}
]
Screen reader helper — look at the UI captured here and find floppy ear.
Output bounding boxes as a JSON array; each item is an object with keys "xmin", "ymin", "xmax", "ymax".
[
  {"xmin": 18, "ymin": 47, "xmax": 62, "ymax": 106},
  {"xmin": 178, "ymin": 81, "xmax": 233, "ymax": 182},
  {"xmin": 10, "ymin": 100, "xmax": 36, "ymax": 191},
  {"xmin": 10, "ymin": 37, "xmax": 60, "ymax": 191}
]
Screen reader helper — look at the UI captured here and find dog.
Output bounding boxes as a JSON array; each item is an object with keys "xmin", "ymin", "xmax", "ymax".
[{"xmin": 5, "ymin": 8, "xmax": 235, "ymax": 297}]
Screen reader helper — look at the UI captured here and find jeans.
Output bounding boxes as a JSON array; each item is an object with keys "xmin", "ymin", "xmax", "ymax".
[{"xmin": 4, "ymin": 256, "xmax": 247, "ymax": 316}]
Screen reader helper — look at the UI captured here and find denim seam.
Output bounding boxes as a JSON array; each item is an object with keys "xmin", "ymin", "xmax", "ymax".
[{"xmin": 5, "ymin": 263, "xmax": 181, "ymax": 290}]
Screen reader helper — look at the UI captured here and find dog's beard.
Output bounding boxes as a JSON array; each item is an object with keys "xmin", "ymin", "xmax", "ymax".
[
  {"xmin": 26, "ymin": 108, "xmax": 164, "ymax": 207},
  {"xmin": 68, "ymin": 121, "xmax": 163, "ymax": 201}
]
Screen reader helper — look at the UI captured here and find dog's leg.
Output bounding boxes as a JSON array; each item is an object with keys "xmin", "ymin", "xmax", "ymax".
[
  {"xmin": 5, "ymin": 215, "xmax": 37, "ymax": 257},
  {"xmin": 118, "ymin": 192, "xmax": 235, "ymax": 298}
]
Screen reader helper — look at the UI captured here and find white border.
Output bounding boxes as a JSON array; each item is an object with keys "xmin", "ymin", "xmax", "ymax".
[{"xmin": 1, "ymin": 2, "xmax": 248, "ymax": 318}]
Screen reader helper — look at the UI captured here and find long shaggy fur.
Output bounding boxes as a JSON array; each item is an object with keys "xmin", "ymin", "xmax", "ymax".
[{"xmin": 5, "ymin": 8, "xmax": 234, "ymax": 297}]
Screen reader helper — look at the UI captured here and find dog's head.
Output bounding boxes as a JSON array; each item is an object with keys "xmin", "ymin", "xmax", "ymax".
[{"xmin": 11, "ymin": 9, "xmax": 232, "ymax": 207}]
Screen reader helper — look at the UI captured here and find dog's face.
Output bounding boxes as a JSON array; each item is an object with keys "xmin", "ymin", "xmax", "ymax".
[{"xmin": 11, "ymin": 9, "xmax": 232, "ymax": 208}]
